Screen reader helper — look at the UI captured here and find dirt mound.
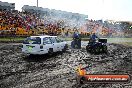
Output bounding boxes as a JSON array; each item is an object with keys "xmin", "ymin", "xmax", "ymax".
[{"xmin": 0, "ymin": 43, "xmax": 132, "ymax": 88}]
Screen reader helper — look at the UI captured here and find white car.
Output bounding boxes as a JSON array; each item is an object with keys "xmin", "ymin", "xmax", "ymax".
[{"xmin": 22, "ymin": 35, "xmax": 68, "ymax": 55}]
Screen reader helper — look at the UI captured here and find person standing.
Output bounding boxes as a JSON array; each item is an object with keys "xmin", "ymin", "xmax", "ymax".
[{"xmin": 89, "ymin": 32, "xmax": 99, "ymax": 44}]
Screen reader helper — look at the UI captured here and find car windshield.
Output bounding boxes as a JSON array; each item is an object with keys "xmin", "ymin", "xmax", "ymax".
[{"xmin": 23, "ymin": 37, "xmax": 41, "ymax": 44}]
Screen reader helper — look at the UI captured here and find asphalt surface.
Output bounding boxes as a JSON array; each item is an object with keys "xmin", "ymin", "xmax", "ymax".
[{"xmin": 0, "ymin": 43, "xmax": 132, "ymax": 88}]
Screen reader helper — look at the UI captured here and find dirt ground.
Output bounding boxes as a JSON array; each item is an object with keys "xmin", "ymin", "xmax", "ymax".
[{"xmin": 0, "ymin": 43, "xmax": 132, "ymax": 88}]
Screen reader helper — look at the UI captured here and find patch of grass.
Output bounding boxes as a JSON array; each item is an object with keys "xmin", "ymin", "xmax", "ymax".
[
  {"xmin": 107, "ymin": 38, "xmax": 132, "ymax": 43},
  {"xmin": 0, "ymin": 37, "xmax": 132, "ymax": 46},
  {"xmin": 64, "ymin": 38, "xmax": 89, "ymax": 41},
  {"xmin": 115, "ymin": 42, "xmax": 132, "ymax": 46},
  {"xmin": 65, "ymin": 38, "xmax": 132, "ymax": 42},
  {"xmin": 0, "ymin": 37, "xmax": 25, "ymax": 41},
  {"xmin": 64, "ymin": 38, "xmax": 73, "ymax": 41}
]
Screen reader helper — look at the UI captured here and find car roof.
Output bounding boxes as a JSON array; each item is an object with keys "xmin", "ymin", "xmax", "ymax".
[{"xmin": 30, "ymin": 35, "xmax": 57, "ymax": 38}]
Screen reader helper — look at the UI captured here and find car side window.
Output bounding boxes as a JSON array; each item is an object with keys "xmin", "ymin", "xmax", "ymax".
[
  {"xmin": 50, "ymin": 37, "xmax": 57, "ymax": 43},
  {"xmin": 55, "ymin": 37, "xmax": 61, "ymax": 43},
  {"xmin": 43, "ymin": 37, "xmax": 52, "ymax": 44},
  {"xmin": 58, "ymin": 37, "xmax": 64, "ymax": 42}
]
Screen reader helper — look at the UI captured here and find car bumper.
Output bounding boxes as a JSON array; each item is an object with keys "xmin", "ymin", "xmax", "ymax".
[{"xmin": 22, "ymin": 49, "xmax": 48, "ymax": 55}]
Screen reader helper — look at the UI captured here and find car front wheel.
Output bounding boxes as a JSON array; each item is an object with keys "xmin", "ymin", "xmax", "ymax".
[{"xmin": 62, "ymin": 44, "xmax": 68, "ymax": 52}]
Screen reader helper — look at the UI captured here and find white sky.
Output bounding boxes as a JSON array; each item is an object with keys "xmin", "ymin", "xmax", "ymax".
[{"xmin": 1, "ymin": 0, "xmax": 132, "ymax": 21}]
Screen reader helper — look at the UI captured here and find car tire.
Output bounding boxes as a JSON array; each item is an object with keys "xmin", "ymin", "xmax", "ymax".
[
  {"xmin": 103, "ymin": 45, "xmax": 107, "ymax": 53},
  {"xmin": 29, "ymin": 54, "xmax": 35, "ymax": 57},
  {"xmin": 95, "ymin": 46, "xmax": 100, "ymax": 54},
  {"xmin": 90, "ymin": 48, "xmax": 95, "ymax": 54},
  {"xmin": 62, "ymin": 44, "xmax": 68, "ymax": 52},
  {"xmin": 86, "ymin": 45, "xmax": 91, "ymax": 53},
  {"xmin": 48, "ymin": 48, "xmax": 53, "ymax": 55}
]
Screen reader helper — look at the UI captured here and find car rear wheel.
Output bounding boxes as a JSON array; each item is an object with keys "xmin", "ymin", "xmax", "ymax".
[
  {"xmin": 103, "ymin": 45, "xmax": 107, "ymax": 53},
  {"xmin": 29, "ymin": 54, "xmax": 35, "ymax": 57},
  {"xmin": 94, "ymin": 46, "xmax": 100, "ymax": 54},
  {"xmin": 48, "ymin": 48, "xmax": 53, "ymax": 55},
  {"xmin": 86, "ymin": 45, "xmax": 91, "ymax": 53}
]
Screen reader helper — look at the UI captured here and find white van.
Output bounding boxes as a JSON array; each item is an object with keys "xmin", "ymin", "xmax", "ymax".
[{"xmin": 22, "ymin": 35, "xmax": 68, "ymax": 55}]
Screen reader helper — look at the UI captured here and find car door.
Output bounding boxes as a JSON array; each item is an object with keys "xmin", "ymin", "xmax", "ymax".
[
  {"xmin": 43, "ymin": 37, "xmax": 53, "ymax": 53},
  {"xmin": 55, "ymin": 37, "xmax": 63, "ymax": 51},
  {"xmin": 50, "ymin": 37, "xmax": 59, "ymax": 52}
]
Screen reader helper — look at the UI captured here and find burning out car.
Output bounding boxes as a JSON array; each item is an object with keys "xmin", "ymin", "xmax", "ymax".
[{"xmin": 22, "ymin": 35, "xmax": 68, "ymax": 55}]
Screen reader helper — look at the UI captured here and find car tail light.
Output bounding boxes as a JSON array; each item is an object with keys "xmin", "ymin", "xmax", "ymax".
[{"xmin": 40, "ymin": 45, "xmax": 43, "ymax": 49}]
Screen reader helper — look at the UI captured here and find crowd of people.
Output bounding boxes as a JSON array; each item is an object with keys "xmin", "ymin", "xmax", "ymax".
[
  {"xmin": 0, "ymin": 9, "xmax": 130, "ymax": 37},
  {"xmin": 0, "ymin": 10, "xmax": 70, "ymax": 36},
  {"xmin": 81, "ymin": 19, "xmax": 127, "ymax": 37},
  {"xmin": 0, "ymin": 10, "xmax": 40, "ymax": 35},
  {"xmin": 1, "ymin": 10, "xmax": 39, "ymax": 29}
]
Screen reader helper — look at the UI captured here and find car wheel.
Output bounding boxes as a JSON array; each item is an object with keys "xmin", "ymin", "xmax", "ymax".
[
  {"xmin": 103, "ymin": 45, "xmax": 107, "ymax": 53},
  {"xmin": 90, "ymin": 48, "xmax": 94, "ymax": 54},
  {"xmin": 29, "ymin": 54, "xmax": 35, "ymax": 57},
  {"xmin": 95, "ymin": 46, "xmax": 100, "ymax": 54},
  {"xmin": 62, "ymin": 44, "xmax": 68, "ymax": 52},
  {"xmin": 99, "ymin": 46, "xmax": 103, "ymax": 52},
  {"xmin": 86, "ymin": 45, "xmax": 91, "ymax": 53},
  {"xmin": 48, "ymin": 48, "xmax": 53, "ymax": 55}
]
